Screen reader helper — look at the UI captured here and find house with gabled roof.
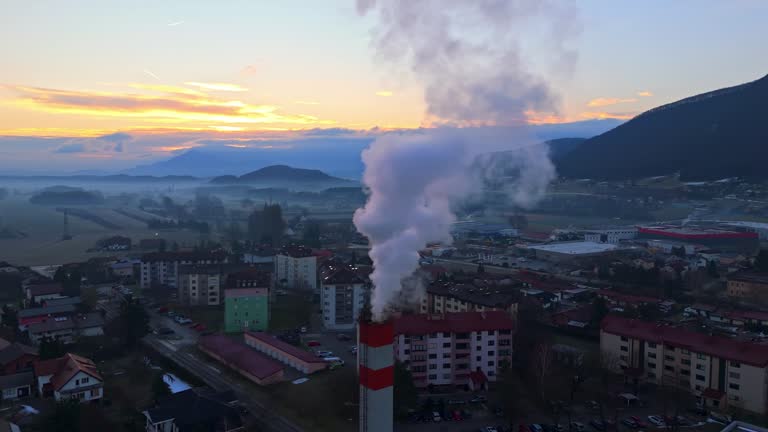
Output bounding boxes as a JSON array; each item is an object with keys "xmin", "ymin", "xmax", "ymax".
[{"xmin": 33, "ymin": 353, "xmax": 103, "ymax": 402}]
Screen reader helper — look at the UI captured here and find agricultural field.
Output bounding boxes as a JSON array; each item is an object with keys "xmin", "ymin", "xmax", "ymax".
[{"xmin": 0, "ymin": 199, "xmax": 201, "ymax": 266}]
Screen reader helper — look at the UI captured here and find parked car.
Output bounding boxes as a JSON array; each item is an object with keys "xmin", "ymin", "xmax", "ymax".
[
  {"xmin": 299, "ymin": 326, "xmax": 307, "ymax": 333},
  {"xmin": 470, "ymin": 395, "xmax": 488, "ymax": 403},
  {"xmin": 315, "ymin": 350, "xmax": 333, "ymax": 357},
  {"xmin": 336, "ymin": 333, "xmax": 351, "ymax": 341},
  {"xmin": 586, "ymin": 400, "xmax": 600, "ymax": 410},
  {"xmin": 307, "ymin": 340, "xmax": 321, "ymax": 347},
  {"xmin": 451, "ymin": 410, "xmax": 463, "ymax": 421},
  {"xmin": 621, "ymin": 419, "xmax": 638, "ymax": 429},
  {"xmin": 629, "ymin": 416, "xmax": 647, "ymax": 428},
  {"xmin": 709, "ymin": 412, "xmax": 732, "ymax": 425},
  {"xmin": 178, "ymin": 317, "xmax": 192, "ymax": 325},
  {"xmin": 432, "ymin": 411, "xmax": 442, "ymax": 422},
  {"xmin": 571, "ymin": 422, "xmax": 585, "ymax": 432},
  {"xmin": 589, "ymin": 419, "xmax": 606, "ymax": 431},
  {"xmin": 529, "ymin": 424, "xmax": 544, "ymax": 432},
  {"xmin": 647, "ymin": 415, "xmax": 665, "ymax": 427}
]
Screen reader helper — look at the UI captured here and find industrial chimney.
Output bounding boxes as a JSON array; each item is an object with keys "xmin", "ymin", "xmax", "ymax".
[{"xmin": 357, "ymin": 313, "xmax": 394, "ymax": 432}]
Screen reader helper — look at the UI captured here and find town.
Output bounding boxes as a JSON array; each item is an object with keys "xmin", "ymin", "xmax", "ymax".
[{"xmin": 0, "ymin": 203, "xmax": 766, "ymax": 432}]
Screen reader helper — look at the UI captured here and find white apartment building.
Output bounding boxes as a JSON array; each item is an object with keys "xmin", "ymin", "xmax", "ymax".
[
  {"xmin": 583, "ymin": 228, "xmax": 637, "ymax": 244},
  {"xmin": 178, "ymin": 265, "xmax": 222, "ymax": 306},
  {"xmin": 275, "ymin": 246, "xmax": 317, "ymax": 292},
  {"xmin": 601, "ymin": 315, "xmax": 768, "ymax": 415},
  {"xmin": 393, "ymin": 312, "xmax": 514, "ymax": 389},
  {"xmin": 320, "ymin": 265, "xmax": 369, "ymax": 330},
  {"xmin": 140, "ymin": 251, "xmax": 227, "ymax": 289}
]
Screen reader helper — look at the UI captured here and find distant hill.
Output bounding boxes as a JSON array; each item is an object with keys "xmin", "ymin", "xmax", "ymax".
[
  {"xmin": 0, "ymin": 174, "xmax": 198, "ymax": 183},
  {"xmin": 211, "ymin": 165, "xmax": 353, "ymax": 187},
  {"xmin": 546, "ymin": 138, "xmax": 587, "ymax": 160},
  {"xmin": 557, "ymin": 74, "xmax": 768, "ymax": 180}
]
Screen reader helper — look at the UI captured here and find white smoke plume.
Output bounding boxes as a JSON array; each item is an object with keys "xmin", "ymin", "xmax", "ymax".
[{"xmin": 354, "ymin": 0, "xmax": 579, "ymax": 320}]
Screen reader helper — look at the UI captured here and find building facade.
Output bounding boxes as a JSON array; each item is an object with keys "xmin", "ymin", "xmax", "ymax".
[
  {"xmin": 274, "ymin": 246, "xmax": 317, "ymax": 292},
  {"xmin": 178, "ymin": 265, "xmax": 223, "ymax": 306},
  {"xmin": 421, "ymin": 278, "xmax": 519, "ymax": 322},
  {"xmin": 140, "ymin": 252, "xmax": 227, "ymax": 289},
  {"xmin": 600, "ymin": 315, "xmax": 768, "ymax": 414},
  {"xmin": 583, "ymin": 228, "xmax": 637, "ymax": 244},
  {"xmin": 727, "ymin": 272, "xmax": 768, "ymax": 301},
  {"xmin": 321, "ymin": 265, "xmax": 369, "ymax": 330},
  {"xmin": 393, "ymin": 312, "xmax": 514, "ymax": 389}
]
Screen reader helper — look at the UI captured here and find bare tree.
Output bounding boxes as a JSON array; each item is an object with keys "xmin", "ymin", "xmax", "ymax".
[{"xmin": 531, "ymin": 343, "xmax": 552, "ymax": 400}]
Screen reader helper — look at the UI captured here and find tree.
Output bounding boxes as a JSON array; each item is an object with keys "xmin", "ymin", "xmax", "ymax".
[
  {"xmin": 248, "ymin": 203, "xmax": 286, "ymax": 247},
  {"xmin": 54, "ymin": 267, "xmax": 82, "ymax": 297},
  {"xmin": 498, "ymin": 359, "xmax": 524, "ymax": 425},
  {"xmin": 80, "ymin": 286, "xmax": 98, "ymax": 312},
  {"xmin": 1, "ymin": 305, "xmax": 17, "ymax": 328},
  {"xmin": 393, "ymin": 361, "xmax": 418, "ymax": 418},
  {"xmin": 39, "ymin": 336, "xmax": 66, "ymax": 360},
  {"xmin": 593, "ymin": 296, "xmax": 608, "ymax": 324},
  {"xmin": 42, "ymin": 398, "xmax": 80, "ymax": 432},
  {"xmin": 755, "ymin": 249, "xmax": 768, "ymax": 272},
  {"xmin": 302, "ymin": 221, "xmax": 322, "ymax": 248},
  {"xmin": 671, "ymin": 246, "xmax": 686, "ymax": 258},
  {"xmin": 707, "ymin": 260, "xmax": 720, "ymax": 278},
  {"xmin": 531, "ymin": 343, "xmax": 552, "ymax": 400},
  {"xmin": 113, "ymin": 297, "xmax": 149, "ymax": 348},
  {"xmin": 152, "ymin": 372, "xmax": 172, "ymax": 400}
]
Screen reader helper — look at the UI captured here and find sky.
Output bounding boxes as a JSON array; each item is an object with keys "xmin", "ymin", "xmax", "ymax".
[{"xmin": 0, "ymin": 0, "xmax": 766, "ymax": 172}]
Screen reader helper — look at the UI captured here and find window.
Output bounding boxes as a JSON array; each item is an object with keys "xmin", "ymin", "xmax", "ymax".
[
  {"xmin": 442, "ymin": 363, "xmax": 450, "ymax": 369},
  {"xmin": 620, "ymin": 346, "xmax": 628, "ymax": 352},
  {"xmin": 664, "ymin": 365, "xmax": 674, "ymax": 372},
  {"xmin": 696, "ymin": 353, "xmax": 706, "ymax": 360},
  {"xmin": 476, "ymin": 346, "xmax": 481, "ymax": 351},
  {"xmin": 696, "ymin": 364, "xmax": 704, "ymax": 371},
  {"xmin": 681, "ymin": 349, "xmax": 690, "ymax": 355},
  {"xmin": 731, "ymin": 362, "xmax": 741, "ymax": 368},
  {"xmin": 680, "ymin": 369, "xmax": 690, "ymax": 376},
  {"xmin": 729, "ymin": 383, "xmax": 740, "ymax": 390},
  {"xmin": 648, "ymin": 372, "xmax": 656, "ymax": 379},
  {"xmin": 430, "ymin": 333, "xmax": 439, "ymax": 338},
  {"xmin": 664, "ymin": 355, "xmax": 674, "ymax": 361},
  {"xmin": 476, "ymin": 335, "xmax": 482, "ymax": 341},
  {"xmin": 648, "ymin": 342, "xmax": 657, "ymax": 349},
  {"xmin": 620, "ymin": 336, "xmax": 628, "ymax": 342},
  {"xmin": 695, "ymin": 374, "xmax": 705, "ymax": 381},
  {"xmin": 429, "ymin": 354, "xmax": 437, "ymax": 359},
  {"xmin": 442, "ymin": 342, "xmax": 451, "ymax": 348},
  {"xmin": 647, "ymin": 362, "xmax": 656, "ymax": 369},
  {"xmin": 499, "ymin": 350, "xmax": 511, "ymax": 356},
  {"xmin": 428, "ymin": 374, "xmax": 437, "ymax": 380},
  {"xmin": 404, "ymin": 350, "xmax": 411, "ymax": 355},
  {"xmin": 488, "ymin": 351, "xmax": 495, "ymax": 356},
  {"xmin": 620, "ymin": 355, "xmax": 628, "ymax": 361},
  {"xmin": 648, "ymin": 352, "xmax": 657, "ymax": 359},
  {"xmin": 429, "ymin": 364, "xmax": 437, "ymax": 370},
  {"xmin": 90, "ymin": 389, "xmax": 99, "ymax": 397},
  {"xmin": 476, "ymin": 356, "xmax": 482, "ymax": 361},
  {"xmin": 499, "ymin": 329, "xmax": 511, "ymax": 335},
  {"xmin": 729, "ymin": 372, "xmax": 740, "ymax": 379},
  {"xmin": 488, "ymin": 371, "xmax": 496, "ymax": 377},
  {"xmin": 443, "ymin": 353, "xmax": 450, "ymax": 359},
  {"xmin": 487, "ymin": 361, "xmax": 495, "ymax": 367},
  {"xmin": 499, "ymin": 340, "xmax": 511, "ymax": 346},
  {"xmin": 443, "ymin": 374, "xmax": 451, "ymax": 379},
  {"xmin": 487, "ymin": 340, "xmax": 495, "ymax": 346},
  {"xmin": 456, "ymin": 343, "xmax": 468, "ymax": 350},
  {"xmin": 456, "ymin": 363, "xmax": 469, "ymax": 370}
]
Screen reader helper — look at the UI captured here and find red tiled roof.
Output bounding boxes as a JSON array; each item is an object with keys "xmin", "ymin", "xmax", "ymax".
[
  {"xmin": 601, "ymin": 315, "xmax": 768, "ymax": 367},
  {"xmin": 728, "ymin": 310, "xmax": 768, "ymax": 322},
  {"xmin": 394, "ymin": 312, "xmax": 515, "ymax": 336},
  {"xmin": 598, "ymin": 290, "xmax": 660, "ymax": 305},
  {"xmin": 245, "ymin": 332, "xmax": 326, "ymax": 364},
  {"xmin": 33, "ymin": 353, "xmax": 101, "ymax": 391},
  {"xmin": 26, "ymin": 283, "xmax": 63, "ymax": 297},
  {"xmin": 198, "ymin": 335, "xmax": 283, "ymax": 379}
]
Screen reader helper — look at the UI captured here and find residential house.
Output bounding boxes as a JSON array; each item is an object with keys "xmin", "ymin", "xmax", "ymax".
[
  {"xmin": 27, "ymin": 312, "xmax": 105, "ymax": 345},
  {"xmin": 0, "ymin": 372, "xmax": 33, "ymax": 401},
  {"xmin": 24, "ymin": 283, "xmax": 64, "ymax": 305},
  {"xmin": 393, "ymin": 311, "xmax": 515, "ymax": 389},
  {"xmin": 34, "ymin": 353, "xmax": 103, "ymax": 402},
  {"xmin": 0, "ymin": 339, "xmax": 38, "ymax": 375},
  {"xmin": 600, "ymin": 315, "xmax": 768, "ymax": 415},
  {"xmin": 143, "ymin": 388, "xmax": 244, "ymax": 432},
  {"xmin": 421, "ymin": 276, "xmax": 520, "ymax": 321},
  {"xmin": 18, "ymin": 304, "xmax": 77, "ymax": 331}
]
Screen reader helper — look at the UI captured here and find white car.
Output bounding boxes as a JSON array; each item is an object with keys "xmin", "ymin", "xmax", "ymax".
[
  {"xmin": 432, "ymin": 412, "xmax": 442, "ymax": 422},
  {"xmin": 647, "ymin": 415, "xmax": 665, "ymax": 427},
  {"xmin": 315, "ymin": 350, "xmax": 333, "ymax": 357}
]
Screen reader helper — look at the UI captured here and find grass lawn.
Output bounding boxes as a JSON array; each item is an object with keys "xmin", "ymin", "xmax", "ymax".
[{"xmin": 269, "ymin": 293, "xmax": 313, "ymax": 331}]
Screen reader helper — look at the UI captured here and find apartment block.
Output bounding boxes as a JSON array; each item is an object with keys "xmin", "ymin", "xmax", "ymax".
[
  {"xmin": 275, "ymin": 246, "xmax": 317, "ymax": 292},
  {"xmin": 421, "ymin": 277, "xmax": 519, "ymax": 322},
  {"xmin": 320, "ymin": 265, "xmax": 369, "ymax": 330},
  {"xmin": 600, "ymin": 315, "xmax": 768, "ymax": 415},
  {"xmin": 140, "ymin": 251, "xmax": 227, "ymax": 289},
  {"xmin": 178, "ymin": 265, "xmax": 222, "ymax": 306},
  {"xmin": 224, "ymin": 269, "xmax": 271, "ymax": 333},
  {"xmin": 727, "ymin": 272, "xmax": 768, "ymax": 301},
  {"xmin": 394, "ymin": 312, "xmax": 514, "ymax": 390}
]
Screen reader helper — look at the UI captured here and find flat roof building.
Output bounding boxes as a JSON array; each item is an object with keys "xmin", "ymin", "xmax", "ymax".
[
  {"xmin": 244, "ymin": 332, "xmax": 327, "ymax": 374},
  {"xmin": 529, "ymin": 241, "xmax": 619, "ymax": 262},
  {"xmin": 198, "ymin": 335, "xmax": 284, "ymax": 385}
]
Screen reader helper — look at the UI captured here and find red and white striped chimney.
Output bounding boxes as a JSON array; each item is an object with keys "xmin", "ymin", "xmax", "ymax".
[{"xmin": 358, "ymin": 318, "xmax": 394, "ymax": 432}]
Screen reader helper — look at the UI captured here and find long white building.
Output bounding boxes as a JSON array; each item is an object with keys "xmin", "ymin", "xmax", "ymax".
[{"xmin": 139, "ymin": 251, "xmax": 227, "ymax": 289}]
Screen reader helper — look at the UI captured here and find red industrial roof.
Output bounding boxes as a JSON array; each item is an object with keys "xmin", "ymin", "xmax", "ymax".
[
  {"xmin": 198, "ymin": 335, "xmax": 283, "ymax": 379},
  {"xmin": 244, "ymin": 332, "xmax": 326, "ymax": 364},
  {"xmin": 393, "ymin": 311, "xmax": 514, "ymax": 336},
  {"xmin": 601, "ymin": 315, "xmax": 768, "ymax": 367},
  {"xmin": 638, "ymin": 226, "xmax": 757, "ymax": 240},
  {"xmin": 726, "ymin": 309, "xmax": 768, "ymax": 322},
  {"xmin": 26, "ymin": 283, "xmax": 63, "ymax": 297}
]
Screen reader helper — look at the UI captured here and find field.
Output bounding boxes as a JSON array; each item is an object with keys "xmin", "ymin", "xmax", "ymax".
[{"xmin": 0, "ymin": 199, "xmax": 201, "ymax": 265}]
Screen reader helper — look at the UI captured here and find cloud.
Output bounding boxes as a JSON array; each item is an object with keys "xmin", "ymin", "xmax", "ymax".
[
  {"xmin": 637, "ymin": 91, "xmax": 653, "ymax": 97},
  {"xmin": 167, "ymin": 20, "xmax": 184, "ymax": 26},
  {"xmin": 54, "ymin": 143, "xmax": 87, "ymax": 153},
  {"xmin": 241, "ymin": 65, "xmax": 259, "ymax": 76},
  {"xmin": 184, "ymin": 82, "xmax": 248, "ymax": 92},
  {"xmin": 587, "ymin": 97, "xmax": 637, "ymax": 107},
  {"xmin": 294, "ymin": 100, "xmax": 320, "ymax": 105},
  {"xmin": 580, "ymin": 111, "xmax": 636, "ymax": 120},
  {"xmin": 4, "ymin": 84, "xmax": 335, "ymax": 129},
  {"xmin": 143, "ymin": 69, "xmax": 161, "ymax": 81},
  {"xmin": 375, "ymin": 90, "xmax": 393, "ymax": 97}
]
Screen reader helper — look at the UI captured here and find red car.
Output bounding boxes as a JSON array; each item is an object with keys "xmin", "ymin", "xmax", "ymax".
[
  {"xmin": 307, "ymin": 340, "xmax": 321, "ymax": 347},
  {"xmin": 157, "ymin": 307, "xmax": 168, "ymax": 313},
  {"xmin": 630, "ymin": 416, "xmax": 648, "ymax": 428}
]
